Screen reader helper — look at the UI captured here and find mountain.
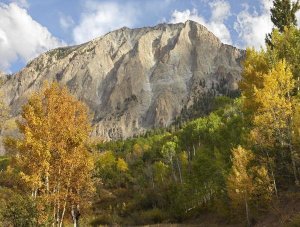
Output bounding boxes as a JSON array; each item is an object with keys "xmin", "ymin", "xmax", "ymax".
[{"xmin": 0, "ymin": 20, "xmax": 245, "ymax": 140}]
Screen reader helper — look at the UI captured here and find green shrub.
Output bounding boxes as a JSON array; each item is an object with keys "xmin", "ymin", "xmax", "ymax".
[{"xmin": 0, "ymin": 188, "xmax": 38, "ymax": 227}]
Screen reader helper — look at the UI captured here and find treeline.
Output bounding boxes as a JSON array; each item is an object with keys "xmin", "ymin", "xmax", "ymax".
[{"xmin": 1, "ymin": 0, "xmax": 300, "ymax": 226}]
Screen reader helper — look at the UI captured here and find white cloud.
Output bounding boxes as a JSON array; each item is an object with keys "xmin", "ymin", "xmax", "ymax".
[
  {"xmin": 210, "ymin": 0, "xmax": 230, "ymax": 22},
  {"xmin": 0, "ymin": 3, "xmax": 64, "ymax": 72},
  {"xmin": 59, "ymin": 14, "xmax": 74, "ymax": 31},
  {"xmin": 234, "ymin": 0, "xmax": 273, "ymax": 49},
  {"xmin": 169, "ymin": 0, "xmax": 232, "ymax": 44},
  {"xmin": 9, "ymin": 0, "xmax": 29, "ymax": 8},
  {"xmin": 261, "ymin": 0, "xmax": 272, "ymax": 11},
  {"xmin": 73, "ymin": 1, "xmax": 137, "ymax": 44},
  {"xmin": 170, "ymin": 9, "xmax": 205, "ymax": 24},
  {"xmin": 290, "ymin": 0, "xmax": 300, "ymax": 26}
]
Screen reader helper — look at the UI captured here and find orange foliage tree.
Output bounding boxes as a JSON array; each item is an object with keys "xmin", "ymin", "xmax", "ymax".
[{"xmin": 6, "ymin": 83, "xmax": 94, "ymax": 226}]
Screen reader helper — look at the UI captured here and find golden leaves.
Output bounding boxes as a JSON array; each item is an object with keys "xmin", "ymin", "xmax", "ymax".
[
  {"xmin": 6, "ymin": 82, "xmax": 94, "ymax": 224},
  {"xmin": 251, "ymin": 60, "xmax": 294, "ymax": 147}
]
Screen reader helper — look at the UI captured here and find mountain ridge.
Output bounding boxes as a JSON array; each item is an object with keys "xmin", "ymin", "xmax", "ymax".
[{"xmin": 0, "ymin": 20, "xmax": 245, "ymax": 140}]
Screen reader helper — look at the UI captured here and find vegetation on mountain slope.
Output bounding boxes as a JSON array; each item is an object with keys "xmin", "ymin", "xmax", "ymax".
[{"xmin": 1, "ymin": 0, "xmax": 300, "ymax": 226}]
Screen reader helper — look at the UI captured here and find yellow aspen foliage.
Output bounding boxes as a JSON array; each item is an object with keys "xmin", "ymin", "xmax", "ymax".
[
  {"xmin": 179, "ymin": 151, "xmax": 188, "ymax": 167},
  {"xmin": 241, "ymin": 47, "xmax": 299, "ymax": 185},
  {"xmin": 227, "ymin": 146, "xmax": 254, "ymax": 206},
  {"xmin": 239, "ymin": 48, "xmax": 270, "ymax": 115},
  {"xmin": 6, "ymin": 82, "xmax": 94, "ymax": 226},
  {"xmin": 251, "ymin": 60, "xmax": 294, "ymax": 147},
  {"xmin": 116, "ymin": 158, "xmax": 128, "ymax": 172},
  {"xmin": 132, "ymin": 143, "xmax": 143, "ymax": 157},
  {"xmin": 153, "ymin": 161, "xmax": 169, "ymax": 184},
  {"xmin": 227, "ymin": 146, "xmax": 273, "ymax": 224},
  {"xmin": 96, "ymin": 151, "xmax": 116, "ymax": 169}
]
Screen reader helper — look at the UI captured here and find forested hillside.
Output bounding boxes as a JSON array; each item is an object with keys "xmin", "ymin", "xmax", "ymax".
[{"xmin": 1, "ymin": 0, "xmax": 300, "ymax": 226}]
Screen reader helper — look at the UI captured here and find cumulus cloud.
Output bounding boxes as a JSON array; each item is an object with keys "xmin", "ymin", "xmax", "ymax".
[
  {"xmin": 169, "ymin": 0, "xmax": 232, "ymax": 44},
  {"xmin": 73, "ymin": 1, "xmax": 137, "ymax": 44},
  {"xmin": 59, "ymin": 14, "xmax": 74, "ymax": 31},
  {"xmin": 292, "ymin": 0, "xmax": 300, "ymax": 25},
  {"xmin": 0, "ymin": 3, "xmax": 64, "ymax": 72},
  {"xmin": 234, "ymin": 0, "xmax": 273, "ymax": 49},
  {"xmin": 9, "ymin": 0, "xmax": 29, "ymax": 8}
]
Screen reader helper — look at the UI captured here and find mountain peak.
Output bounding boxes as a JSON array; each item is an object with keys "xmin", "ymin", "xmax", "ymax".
[{"xmin": 0, "ymin": 21, "xmax": 245, "ymax": 140}]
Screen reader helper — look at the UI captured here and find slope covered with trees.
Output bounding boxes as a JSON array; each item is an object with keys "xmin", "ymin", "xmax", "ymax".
[{"xmin": 1, "ymin": 0, "xmax": 300, "ymax": 226}]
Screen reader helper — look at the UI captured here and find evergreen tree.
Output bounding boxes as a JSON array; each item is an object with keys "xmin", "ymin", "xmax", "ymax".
[
  {"xmin": 266, "ymin": 0, "xmax": 300, "ymax": 45},
  {"xmin": 271, "ymin": 0, "xmax": 300, "ymax": 32}
]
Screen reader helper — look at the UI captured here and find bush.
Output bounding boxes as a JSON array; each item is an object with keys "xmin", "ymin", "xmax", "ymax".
[{"xmin": 0, "ymin": 188, "xmax": 38, "ymax": 227}]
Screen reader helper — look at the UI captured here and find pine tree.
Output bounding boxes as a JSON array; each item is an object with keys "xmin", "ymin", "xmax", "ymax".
[
  {"xmin": 266, "ymin": 0, "xmax": 300, "ymax": 46},
  {"xmin": 271, "ymin": 0, "xmax": 300, "ymax": 32}
]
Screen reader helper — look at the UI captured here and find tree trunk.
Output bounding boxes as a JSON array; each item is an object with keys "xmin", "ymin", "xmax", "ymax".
[
  {"xmin": 170, "ymin": 158, "xmax": 177, "ymax": 182},
  {"xmin": 193, "ymin": 145, "xmax": 196, "ymax": 157},
  {"xmin": 71, "ymin": 205, "xmax": 81, "ymax": 227},
  {"xmin": 270, "ymin": 165, "xmax": 279, "ymax": 198},
  {"xmin": 265, "ymin": 150, "xmax": 278, "ymax": 198},
  {"xmin": 53, "ymin": 201, "xmax": 56, "ymax": 227},
  {"xmin": 151, "ymin": 174, "xmax": 155, "ymax": 189},
  {"xmin": 176, "ymin": 156, "xmax": 183, "ymax": 184},
  {"xmin": 244, "ymin": 194, "xmax": 250, "ymax": 227},
  {"xmin": 46, "ymin": 175, "xmax": 50, "ymax": 193},
  {"xmin": 59, "ymin": 200, "xmax": 67, "ymax": 227},
  {"xmin": 187, "ymin": 149, "xmax": 191, "ymax": 174},
  {"xmin": 290, "ymin": 148, "xmax": 299, "ymax": 186},
  {"xmin": 56, "ymin": 197, "xmax": 61, "ymax": 226}
]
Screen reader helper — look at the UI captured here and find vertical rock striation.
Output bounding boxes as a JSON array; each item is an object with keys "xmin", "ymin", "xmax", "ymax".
[{"xmin": 0, "ymin": 20, "xmax": 245, "ymax": 140}]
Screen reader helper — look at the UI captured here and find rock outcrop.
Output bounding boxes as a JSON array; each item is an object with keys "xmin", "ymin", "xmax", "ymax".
[{"xmin": 0, "ymin": 20, "xmax": 245, "ymax": 140}]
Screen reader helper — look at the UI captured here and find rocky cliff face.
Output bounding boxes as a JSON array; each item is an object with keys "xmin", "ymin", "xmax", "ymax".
[{"xmin": 0, "ymin": 20, "xmax": 245, "ymax": 140}]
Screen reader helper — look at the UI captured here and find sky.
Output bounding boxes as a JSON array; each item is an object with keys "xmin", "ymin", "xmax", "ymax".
[{"xmin": 0, "ymin": 0, "xmax": 299, "ymax": 73}]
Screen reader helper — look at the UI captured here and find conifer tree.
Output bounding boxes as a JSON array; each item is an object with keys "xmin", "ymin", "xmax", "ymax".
[
  {"xmin": 271, "ymin": 0, "xmax": 300, "ymax": 32},
  {"xmin": 266, "ymin": 0, "xmax": 300, "ymax": 46}
]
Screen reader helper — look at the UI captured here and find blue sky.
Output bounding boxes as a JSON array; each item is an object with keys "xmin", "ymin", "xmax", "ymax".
[{"xmin": 0, "ymin": 0, "xmax": 298, "ymax": 73}]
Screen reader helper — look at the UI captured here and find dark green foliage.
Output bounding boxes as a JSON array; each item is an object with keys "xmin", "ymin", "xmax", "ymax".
[
  {"xmin": 266, "ymin": 0, "xmax": 300, "ymax": 46},
  {"xmin": 271, "ymin": 0, "xmax": 300, "ymax": 32}
]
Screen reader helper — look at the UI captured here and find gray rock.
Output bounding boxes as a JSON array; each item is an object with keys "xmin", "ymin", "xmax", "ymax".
[{"xmin": 0, "ymin": 20, "xmax": 245, "ymax": 140}]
